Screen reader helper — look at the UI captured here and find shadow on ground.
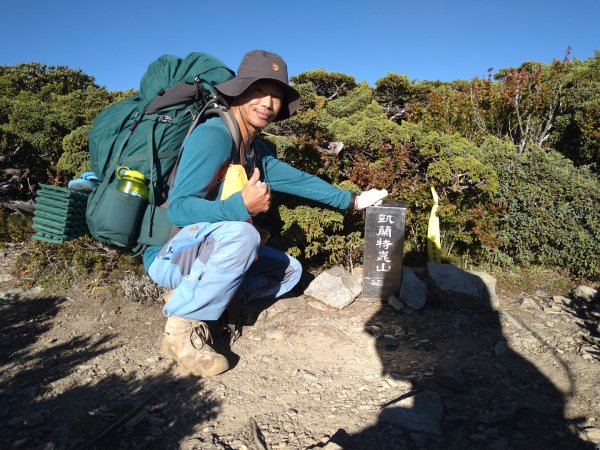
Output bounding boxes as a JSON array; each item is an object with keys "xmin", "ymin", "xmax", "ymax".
[
  {"xmin": 565, "ymin": 292, "xmax": 600, "ymax": 359},
  {"xmin": 0, "ymin": 292, "xmax": 220, "ymax": 449},
  {"xmin": 314, "ymin": 267, "xmax": 595, "ymax": 450}
]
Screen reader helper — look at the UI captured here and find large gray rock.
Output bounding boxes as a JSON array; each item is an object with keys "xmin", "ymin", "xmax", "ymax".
[
  {"xmin": 427, "ymin": 263, "xmax": 499, "ymax": 310},
  {"xmin": 304, "ymin": 266, "xmax": 362, "ymax": 309},
  {"xmin": 399, "ymin": 267, "xmax": 427, "ymax": 310},
  {"xmin": 380, "ymin": 390, "xmax": 444, "ymax": 435}
]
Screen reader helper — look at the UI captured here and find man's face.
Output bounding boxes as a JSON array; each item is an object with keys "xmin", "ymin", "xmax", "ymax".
[{"xmin": 236, "ymin": 80, "xmax": 284, "ymax": 131}]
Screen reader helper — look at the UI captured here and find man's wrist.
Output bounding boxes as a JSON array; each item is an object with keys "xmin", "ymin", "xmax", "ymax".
[{"xmin": 348, "ymin": 192, "xmax": 357, "ymax": 210}]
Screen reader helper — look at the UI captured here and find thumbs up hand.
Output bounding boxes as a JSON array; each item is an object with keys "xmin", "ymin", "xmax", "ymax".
[{"xmin": 241, "ymin": 168, "xmax": 271, "ymax": 215}]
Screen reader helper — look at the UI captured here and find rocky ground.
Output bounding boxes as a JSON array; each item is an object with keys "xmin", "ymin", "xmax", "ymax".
[{"xmin": 0, "ymin": 241, "xmax": 599, "ymax": 450}]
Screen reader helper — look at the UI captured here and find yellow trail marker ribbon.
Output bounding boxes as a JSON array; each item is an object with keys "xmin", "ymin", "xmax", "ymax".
[{"xmin": 427, "ymin": 186, "xmax": 442, "ymax": 263}]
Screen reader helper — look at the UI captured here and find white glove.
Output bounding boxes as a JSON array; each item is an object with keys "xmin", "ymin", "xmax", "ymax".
[{"xmin": 356, "ymin": 189, "xmax": 388, "ymax": 210}]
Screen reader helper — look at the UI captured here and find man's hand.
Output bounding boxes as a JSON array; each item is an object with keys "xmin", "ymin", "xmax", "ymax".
[
  {"xmin": 241, "ymin": 168, "xmax": 271, "ymax": 215},
  {"xmin": 355, "ymin": 189, "xmax": 388, "ymax": 210}
]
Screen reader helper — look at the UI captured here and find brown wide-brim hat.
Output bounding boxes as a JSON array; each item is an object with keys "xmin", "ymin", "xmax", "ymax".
[{"xmin": 214, "ymin": 50, "xmax": 301, "ymax": 121}]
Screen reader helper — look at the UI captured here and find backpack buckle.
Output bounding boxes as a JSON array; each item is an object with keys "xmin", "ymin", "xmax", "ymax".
[{"xmin": 159, "ymin": 115, "xmax": 173, "ymax": 124}]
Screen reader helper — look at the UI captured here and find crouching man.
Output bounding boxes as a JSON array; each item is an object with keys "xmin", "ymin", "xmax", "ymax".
[{"xmin": 144, "ymin": 50, "xmax": 387, "ymax": 377}]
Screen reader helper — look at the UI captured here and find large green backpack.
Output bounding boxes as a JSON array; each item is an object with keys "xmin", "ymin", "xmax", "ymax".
[{"xmin": 86, "ymin": 52, "xmax": 238, "ymax": 249}]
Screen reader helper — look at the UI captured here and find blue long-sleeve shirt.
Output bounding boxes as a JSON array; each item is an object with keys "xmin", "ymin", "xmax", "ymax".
[{"xmin": 143, "ymin": 116, "xmax": 352, "ymax": 269}]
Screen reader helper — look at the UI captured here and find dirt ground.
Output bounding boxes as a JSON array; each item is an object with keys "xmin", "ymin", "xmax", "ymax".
[{"xmin": 0, "ymin": 241, "xmax": 599, "ymax": 450}]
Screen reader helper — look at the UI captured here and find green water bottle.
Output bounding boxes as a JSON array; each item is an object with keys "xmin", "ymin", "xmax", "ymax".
[{"xmin": 116, "ymin": 166, "xmax": 148, "ymax": 199}]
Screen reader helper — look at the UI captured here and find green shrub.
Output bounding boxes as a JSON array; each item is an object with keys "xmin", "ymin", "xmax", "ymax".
[
  {"xmin": 493, "ymin": 146, "xmax": 599, "ymax": 279},
  {"xmin": 273, "ymin": 204, "xmax": 362, "ymax": 270},
  {"xmin": 56, "ymin": 124, "xmax": 92, "ymax": 177}
]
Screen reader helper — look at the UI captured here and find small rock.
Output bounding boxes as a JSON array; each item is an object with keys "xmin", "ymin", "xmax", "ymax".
[
  {"xmin": 387, "ymin": 294, "xmax": 405, "ymax": 311},
  {"xmin": 494, "ymin": 340, "xmax": 508, "ymax": 356},
  {"xmin": 147, "ymin": 415, "xmax": 165, "ymax": 426},
  {"xmin": 433, "ymin": 356, "xmax": 466, "ymax": 392},
  {"xmin": 297, "ymin": 371, "xmax": 319, "ymax": 382},
  {"xmin": 146, "ymin": 426, "xmax": 163, "ymax": 437},
  {"xmin": 571, "ymin": 285, "xmax": 598, "ymax": 302},
  {"xmin": 125, "ymin": 411, "xmax": 147, "ymax": 429},
  {"xmin": 23, "ymin": 412, "xmax": 46, "ymax": 427},
  {"xmin": 553, "ymin": 295, "xmax": 572, "ymax": 305},
  {"xmin": 383, "ymin": 334, "xmax": 399, "ymax": 349},
  {"xmin": 582, "ymin": 427, "xmax": 600, "ymax": 443},
  {"xmin": 11, "ymin": 436, "xmax": 32, "ymax": 449},
  {"xmin": 519, "ymin": 297, "xmax": 541, "ymax": 311},
  {"xmin": 364, "ymin": 325, "xmax": 382, "ymax": 339},
  {"xmin": 381, "ymin": 390, "xmax": 444, "ymax": 435},
  {"xmin": 384, "ymin": 375, "xmax": 413, "ymax": 390}
]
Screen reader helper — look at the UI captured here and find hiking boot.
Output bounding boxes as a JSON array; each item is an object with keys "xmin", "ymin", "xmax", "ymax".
[{"xmin": 161, "ymin": 316, "xmax": 229, "ymax": 377}]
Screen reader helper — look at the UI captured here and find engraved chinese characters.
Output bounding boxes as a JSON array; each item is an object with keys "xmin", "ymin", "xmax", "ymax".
[{"xmin": 362, "ymin": 202, "xmax": 406, "ymax": 300}]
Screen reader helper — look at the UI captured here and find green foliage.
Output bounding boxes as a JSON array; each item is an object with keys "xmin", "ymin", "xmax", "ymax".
[
  {"xmin": 291, "ymin": 69, "xmax": 357, "ymax": 100},
  {"xmin": 375, "ymin": 73, "xmax": 419, "ymax": 123},
  {"xmin": 326, "ymin": 82, "xmax": 374, "ymax": 118},
  {"xmin": 492, "ymin": 146, "xmax": 599, "ymax": 279},
  {"xmin": 4, "ymin": 92, "xmax": 63, "ymax": 179},
  {"xmin": 0, "ymin": 63, "xmax": 96, "ymax": 95},
  {"xmin": 0, "ymin": 63, "xmax": 120, "ymax": 196},
  {"xmin": 262, "ymin": 134, "xmax": 324, "ymax": 175},
  {"xmin": 549, "ymin": 51, "xmax": 600, "ymax": 168},
  {"xmin": 276, "ymin": 204, "xmax": 361, "ymax": 269},
  {"xmin": 328, "ymin": 100, "xmax": 404, "ymax": 153},
  {"xmin": 56, "ymin": 125, "xmax": 92, "ymax": 177}
]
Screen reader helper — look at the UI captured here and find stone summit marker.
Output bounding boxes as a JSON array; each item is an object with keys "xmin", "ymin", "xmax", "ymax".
[{"xmin": 361, "ymin": 201, "xmax": 406, "ymax": 300}]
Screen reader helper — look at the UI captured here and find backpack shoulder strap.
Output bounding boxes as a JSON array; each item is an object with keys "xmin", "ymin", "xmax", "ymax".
[{"xmin": 165, "ymin": 105, "xmax": 242, "ymax": 201}]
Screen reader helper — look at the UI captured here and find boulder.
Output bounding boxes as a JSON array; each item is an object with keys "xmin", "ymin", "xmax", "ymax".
[
  {"xmin": 427, "ymin": 263, "xmax": 499, "ymax": 310},
  {"xmin": 399, "ymin": 267, "xmax": 427, "ymax": 310},
  {"xmin": 304, "ymin": 266, "xmax": 362, "ymax": 309}
]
